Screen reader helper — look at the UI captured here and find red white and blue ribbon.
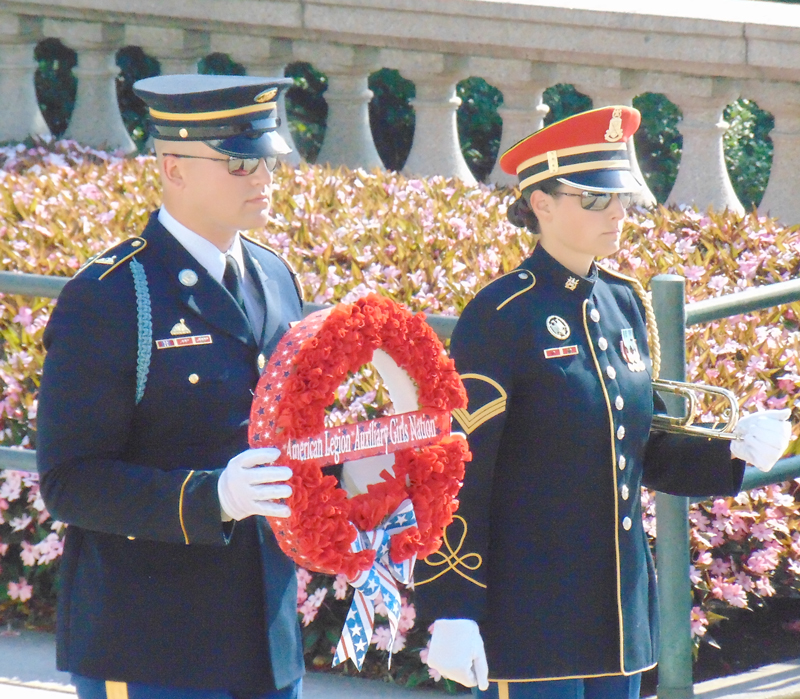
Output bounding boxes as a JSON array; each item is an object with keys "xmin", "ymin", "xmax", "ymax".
[{"xmin": 332, "ymin": 499, "xmax": 417, "ymax": 670}]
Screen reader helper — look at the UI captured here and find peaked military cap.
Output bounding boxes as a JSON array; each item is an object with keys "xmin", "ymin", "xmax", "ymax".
[
  {"xmin": 133, "ymin": 74, "xmax": 293, "ymax": 158},
  {"xmin": 500, "ymin": 105, "xmax": 642, "ymax": 193}
]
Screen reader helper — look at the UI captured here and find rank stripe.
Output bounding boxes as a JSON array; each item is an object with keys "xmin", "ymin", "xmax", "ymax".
[
  {"xmin": 452, "ymin": 401, "xmax": 506, "ymax": 434},
  {"xmin": 155, "ymin": 335, "xmax": 213, "ymax": 349}
]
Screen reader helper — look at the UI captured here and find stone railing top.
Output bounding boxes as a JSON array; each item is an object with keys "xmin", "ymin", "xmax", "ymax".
[{"xmin": 4, "ymin": 0, "xmax": 800, "ymax": 84}]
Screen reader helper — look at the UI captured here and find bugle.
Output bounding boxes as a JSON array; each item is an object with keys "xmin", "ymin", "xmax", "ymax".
[{"xmin": 651, "ymin": 379, "xmax": 740, "ymax": 440}]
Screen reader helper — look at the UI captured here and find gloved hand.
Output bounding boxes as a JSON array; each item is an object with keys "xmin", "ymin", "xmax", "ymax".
[
  {"xmin": 217, "ymin": 447, "xmax": 293, "ymax": 520},
  {"xmin": 427, "ymin": 619, "xmax": 489, "ymax": 690},
  {"xmin": 730, "ymin": 408, "xmax": 792, "ymax": 473}
]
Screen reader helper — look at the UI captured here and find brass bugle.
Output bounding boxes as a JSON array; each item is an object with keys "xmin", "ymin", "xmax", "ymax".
[{"xmin": 651, "ymin": 379, "xmax": 740, "ymax": 440}]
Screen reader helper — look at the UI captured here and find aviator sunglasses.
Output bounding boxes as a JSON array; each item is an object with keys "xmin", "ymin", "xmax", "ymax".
[
  {"xmin": 551, "ymin": 190, "xmax": 634, "ymax": 211},
  {"xmin": 164, "ymin": 154, "xmax": 278, "ymax": 176}
]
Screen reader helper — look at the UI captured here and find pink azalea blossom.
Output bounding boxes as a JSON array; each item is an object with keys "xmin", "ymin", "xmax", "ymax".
[
  {"xmin": 750, "ymin": 522, "xmax": 775, "ymax": 542},
  {"xmin": 20, "ymin": 541, "xmax": 37, "ymax": 567},
  {"xmin": 8, "ymin": 578, "xmax": 32, "ymax": 602},
  {"xmin": 333, "ymin": 574, "xmax": 349, "ymax": 600},
  {"xmin": 690, "ymin": 606, "xmax": 708, "ymax": 638}
]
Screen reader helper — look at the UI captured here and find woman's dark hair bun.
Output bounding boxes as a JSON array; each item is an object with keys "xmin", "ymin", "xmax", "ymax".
[{"xmin": 507, "ymin": 195, "xmax": 537, "ymax": 230}]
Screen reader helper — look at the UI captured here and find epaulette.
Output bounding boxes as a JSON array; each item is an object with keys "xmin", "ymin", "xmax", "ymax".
[
  {"xmin": 242, "ymin": 234, "xmax": 304, "ymax": 302},
  {"xmin": 482, "ymin": 268, "xmax": 537, "ymax": 312},
  {"xmin": 598, "ymin": 264, "xmax": 661, "ymax": 379},
  {"xmin": 75, "ymin": 237, "xmax": 147, "ymax": 280}
]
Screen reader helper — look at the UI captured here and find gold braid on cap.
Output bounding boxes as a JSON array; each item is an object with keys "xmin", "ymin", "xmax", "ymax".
[{"xmin": 630, "ymin": 277, "xmax": 661, "ymax": 380}]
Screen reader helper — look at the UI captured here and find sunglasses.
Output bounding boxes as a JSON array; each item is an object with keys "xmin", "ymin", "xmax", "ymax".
[
  {"xmin": 164, "ymin": 154, "xmax": 278, "ymax": 176},
  {"xmin": 551, "ymin": 190, "xmax": 634, "ymax": 211}
]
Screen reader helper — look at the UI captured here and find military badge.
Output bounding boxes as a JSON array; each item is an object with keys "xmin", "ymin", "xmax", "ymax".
[
  {"xmin": 546, "ymin": 315, "xmax": 570, "ymax": 340},
  {"xmin": 544, "ymin": 345, "xmax": 579, "ymax": 359},
  {"xmin": 170, "ymin": 319, "xmax": 191, "ymax": 336},
  {"xmin": 155, "ymin": 335, "xmax": 212, "ymax": 349},
  {"xmin": 179, "ymin": 269, "xmax": 198, "ymax": 287},
  {"xmin": 605, "ymin": 107, "xmax": 625, "ymax": 142},
  {"xmin": 620, "ymin": 328, "xmax": 646, "ymax": 372},
  {"xmin": 565, "ymin": 277, "xmax": 579, "ymax": 291}
]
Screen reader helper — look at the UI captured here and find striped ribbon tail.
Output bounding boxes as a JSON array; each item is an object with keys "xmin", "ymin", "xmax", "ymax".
[{"xmin": 332, "ymin": 500, "xmax": 418, "ymax": 671}]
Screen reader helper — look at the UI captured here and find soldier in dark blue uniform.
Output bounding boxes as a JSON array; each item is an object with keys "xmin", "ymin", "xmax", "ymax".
[
  {"xmin": 417, "ymin": 106, "xmax": 792, "ymax": 699},
  {"xmin": 37, "ymin": 76, "xmax": 308, "ymax": 699}
]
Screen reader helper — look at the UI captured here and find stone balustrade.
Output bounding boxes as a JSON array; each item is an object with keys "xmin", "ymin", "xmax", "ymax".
[{"xmin": 0, "ymin": 0, "xmax": 800, "ymax": 221}]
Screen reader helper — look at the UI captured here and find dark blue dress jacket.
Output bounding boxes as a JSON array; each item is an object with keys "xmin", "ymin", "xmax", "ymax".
[
  {"xmin": 414, "ymin": 244, "xmax": 744, "ymax": 682},
  {"xmin": 37, "ymin": 213, "xmax": 305, "ymax": 694}
]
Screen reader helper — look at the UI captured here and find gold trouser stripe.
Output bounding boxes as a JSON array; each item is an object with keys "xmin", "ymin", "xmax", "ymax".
[
  {"xmin": 179, "ymin": 470, "xmax": 196, "ymax": 545},
  {"xmin": 149, "ymin": 102, "xmax": 275, "ymax": 122},
  {"xmin": 519, "ymin": 160, "xmax": 630, "ymax": 191},
  {"xmin": 105, "ymin": 681, "xmax": 129, "ymax": 699},
  {"xmin": 497, "ymin": 680, "xmax": 510, "ymax": 699},
  {"xmin": 516, "ymin": 142, "xmax": 627, "ymax": 174}
]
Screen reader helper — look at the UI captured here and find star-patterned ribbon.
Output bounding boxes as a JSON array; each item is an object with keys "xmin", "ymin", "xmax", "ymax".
[{"xmin": 332, "ymin": 499, "xmax": 417, "ymax": 670}]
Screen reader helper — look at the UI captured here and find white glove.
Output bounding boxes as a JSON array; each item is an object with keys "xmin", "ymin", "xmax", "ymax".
[
  {"xmin": 427, "ymin": 619, "xmax": 489, "ymax": 690},
  {"xmin": 217, "ymin": 447, "xmax": 293, "ymax": 520},
  {"xmin": 730, "ymin": 408, "xmax": 792, "ymax": 473}
]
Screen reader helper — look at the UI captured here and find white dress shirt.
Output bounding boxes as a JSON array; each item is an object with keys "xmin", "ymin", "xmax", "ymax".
[{"xmin": 158, "ymin": 206, "xmax": 265, "ymax": 340}]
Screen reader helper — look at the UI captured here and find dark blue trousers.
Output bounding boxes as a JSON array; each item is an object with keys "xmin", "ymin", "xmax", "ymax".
[
  {"xmin": 72, "ymin": 675, "xmax": 302, "ymax": 699},
  {"xmin": 473, "ymin": 674, "xmax": 641, "ymax": 699}
]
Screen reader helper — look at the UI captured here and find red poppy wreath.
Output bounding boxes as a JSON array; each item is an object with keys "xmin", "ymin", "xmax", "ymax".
[{"xmin": 248, "ymin": 293, "xmax": 470, "ymax": 581}]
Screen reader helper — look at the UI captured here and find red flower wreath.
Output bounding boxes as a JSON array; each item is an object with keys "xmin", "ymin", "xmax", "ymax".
[{"xmin": 249, "ymin": 294, "xmax": 470, "ymax": 579}]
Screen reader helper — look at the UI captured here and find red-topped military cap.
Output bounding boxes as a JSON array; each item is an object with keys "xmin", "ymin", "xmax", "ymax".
[{"xmin": 500, "ymin": 106, "xmax": 642, "ymax": 193}]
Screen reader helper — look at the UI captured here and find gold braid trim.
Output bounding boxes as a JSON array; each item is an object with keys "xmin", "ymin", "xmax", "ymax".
[
  {"xmin": 631, "ymin": 277, "xmax": 661, "ymax": 380},
  {"xmin": 598, "ymin": 266, "xmax": 661, "ymax": 380}
]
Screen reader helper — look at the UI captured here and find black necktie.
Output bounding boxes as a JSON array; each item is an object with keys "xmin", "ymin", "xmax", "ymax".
[{"xmin": 223, "ymin": 254, "xmax": 248, "ymax": 318}]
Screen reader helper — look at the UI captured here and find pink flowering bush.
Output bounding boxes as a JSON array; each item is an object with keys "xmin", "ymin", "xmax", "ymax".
[{"xmin": 0, "ymin": 140, "xmax": 799, "ymax": 682}]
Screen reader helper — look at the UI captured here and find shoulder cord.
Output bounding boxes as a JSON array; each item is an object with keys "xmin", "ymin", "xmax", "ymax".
[
  {"xmin": 130, "ymin": 258, "xmax": 152, "ymax": 404},
  {"xmin": 630, "ymin": 277, "xmax": 661, "ymax": 381}
]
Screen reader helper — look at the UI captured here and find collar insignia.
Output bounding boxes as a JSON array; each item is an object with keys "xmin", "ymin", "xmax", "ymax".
[{"xmin": 565, "ymin": 277, "xmax": 580, "ymax": 291}]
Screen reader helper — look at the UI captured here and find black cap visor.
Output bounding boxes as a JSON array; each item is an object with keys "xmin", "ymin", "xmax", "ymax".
[
  {"xmin": 205, "ymin": 130, "xmax": 291, "ymax": 159},
  {"xmin": 557, "ymin": 169, "xmax": 642, "ymax": 194}
]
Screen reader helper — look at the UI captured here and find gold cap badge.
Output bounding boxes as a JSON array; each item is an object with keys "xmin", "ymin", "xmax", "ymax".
[
  {"xmin": 604, "ymin": 107, "xmax": 624, "ymax": 143},
  {"xmin": 254, "ymin": 88, "xmax": 278, "ymax": 104}
]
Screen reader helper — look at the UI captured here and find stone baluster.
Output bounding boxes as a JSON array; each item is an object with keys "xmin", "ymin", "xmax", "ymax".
[
  {"xmin": 469, "ymin": 58, "xmax": 553, "ymax": 187},
  {"xmin": 212, "ymin": 35, "xmax": 300, "ymax": 166},
  {"xmin": 0, "ymin": 14, "xmax": 49, "ymax": 142},
  {"xmin": 751, "ymin": 83, "xmax": 800, "ymax": 225},
  {"xmin": 382, "ymin": 50, "xmax": 474, "ymax": 184},
  {"xmin": 44, "ymin": 19, "xmax": 134, "ymax": 152},
  {"xmin": 294, "ymin": 42, "xmax": 383, "ymax": 171},
  {"xmin": 650, "ymin": 74, "xmax": 743, "ymax": 214},
  {"xmin": 125, "ymin": 26, "xmax": 207, "ymax": 75}
]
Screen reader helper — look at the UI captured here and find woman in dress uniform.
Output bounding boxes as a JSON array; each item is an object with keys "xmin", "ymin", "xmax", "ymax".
[{"xmin": 414, "ymin": 106, "xmax": 791, "ymax": 699}]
